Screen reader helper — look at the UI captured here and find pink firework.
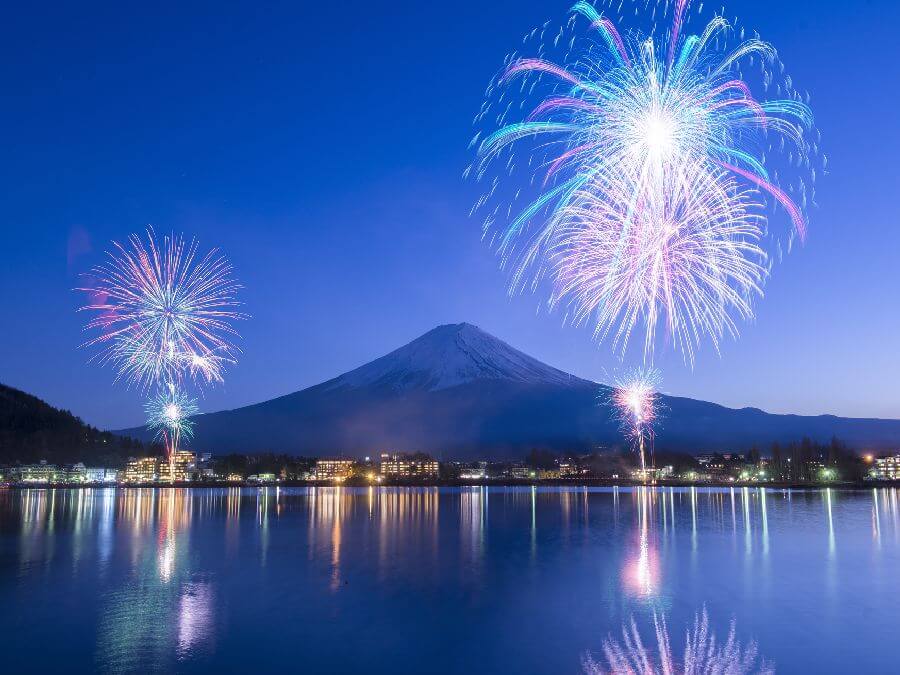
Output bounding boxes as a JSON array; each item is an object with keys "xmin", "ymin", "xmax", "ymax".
[
  {"xmin": 612, "ymin": 368, "xmax": 660, "ymax": 477},
  {"xmin": 79, "ymin": 228, "xmax": 244, "ymax": 389},
  {"xmin": 470, "ymin": 0, "xmax": 820, "ymax": 362}
]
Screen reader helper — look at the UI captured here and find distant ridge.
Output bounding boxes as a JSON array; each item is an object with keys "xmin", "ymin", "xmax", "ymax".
[{"xmin": 119, "ymin": 323, "xmax": 900, "ymax": 459}]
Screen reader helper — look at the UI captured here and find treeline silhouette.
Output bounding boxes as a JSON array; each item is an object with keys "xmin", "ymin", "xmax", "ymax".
[
  {"xmin": 762, "ymin": 436, "xmax": 867, "ymax": 482},
  {"xmin": 0, "ymin": 383, "xmax": 157, "ymax": 467},
  {"xmin": 529, "ymin": 436, "xmax": 868, "ymax": 482},
  {"xmin": 213, "ymin": 453, "xmax": 316, "ymax": 477}
]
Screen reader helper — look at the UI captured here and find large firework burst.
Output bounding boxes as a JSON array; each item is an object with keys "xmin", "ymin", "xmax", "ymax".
[
  {"xmin": 80, "ymin": 228, "xmax": 243, "ymax": 389},
  {"xmin": 470, "ymin": 0, "xmax": 820, "ymax": 362},
  {"xmin": 549, "ymin": 165, "xmax": 765, "ymax": 361}
]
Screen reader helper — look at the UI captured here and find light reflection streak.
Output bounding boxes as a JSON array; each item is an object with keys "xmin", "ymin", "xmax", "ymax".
[
  {"xmin": 97, "ymin": 488, "xmax": 115, "ymax": 570},
  {"xmin": 690, "ymin": 486, "xmax": 697, "ymax": 552},
  {"xmin": 825, "ymin": 488, "xmax": 835, "ymax": 556},
  {"xmin": 623, "ymin": 488, "xmax": 659, "ymax": 599},
  {"xmin": 258, "ymin": 488, "xmax": 271, "ymax": 566},
  {"xmin": 668, "ymin": 488, "xmax": 675, "ymax": 532},
  {"xmin": 372, "ymin": 488, "xmax": 440, "ymax": 579},
  {"xmin": 531, "ymin": 485, "xmax": 537, "ymax": 559},
  {"xmin": 873, "ymin": 488, "xmax": 881, "ymax": 546},
  {"xmin": 177, "ymin": 582, "xmax": 214, "ymax": 658},
  {"xmin": 461, "ymin": 487, "xmax": 486, "ymax": 568},
  {"xmin": 742, "ymin": 487, "xmax": 752, "ymax": 556},
  {"xmin": 730, "ymin": 487, "xmax": 737, "ymax": 540}
]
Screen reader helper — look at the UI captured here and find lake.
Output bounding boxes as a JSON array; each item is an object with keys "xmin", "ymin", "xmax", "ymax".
[{"xmin": 1, "ymin": 486, "xmax": 897, "ymax": 673}]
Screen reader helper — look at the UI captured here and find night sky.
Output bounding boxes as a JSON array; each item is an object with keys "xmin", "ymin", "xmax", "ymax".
[{"xmin": 2, "ymin": 0, "xmax": 898, "ymax": 429}]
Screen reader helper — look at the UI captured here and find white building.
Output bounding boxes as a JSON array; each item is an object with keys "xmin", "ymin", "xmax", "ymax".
[
  {"xmin": 874, "ymin": 455, "xmax": 900, "ymax": 480},
  {"xmin": 84, "ymin": 467, "xmax": 118, "ymax": 483}
]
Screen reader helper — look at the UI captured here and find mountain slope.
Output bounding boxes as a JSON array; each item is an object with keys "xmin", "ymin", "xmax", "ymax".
[
  {"xmin": 330, "ymin": 323, "xmax": 584, "ymax": 392},
  {"xmin": 0, "ymin": 383, "xmax": 150, "ymax": 466},
  {"xmin": 120, "ymin": 323, "xmax": 900, "ymax": 458}
]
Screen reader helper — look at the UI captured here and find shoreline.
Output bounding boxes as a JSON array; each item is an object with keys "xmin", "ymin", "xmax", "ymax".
[{"xmin": 2, "ymin": 478, "xmax": 896, "ymax": 490}]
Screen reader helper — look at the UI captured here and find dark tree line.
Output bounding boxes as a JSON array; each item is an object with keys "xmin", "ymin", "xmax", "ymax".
[
  {"xmin": 0, "ymin": 383, "xmax": 157, "ymax": 467},
  {"xmin": 212, "ymin": 453, "xmax": 316, "ymax": 478},
  {"xmin": 766, "ymin": 436, "xmax": 866, "ymax": 482}
]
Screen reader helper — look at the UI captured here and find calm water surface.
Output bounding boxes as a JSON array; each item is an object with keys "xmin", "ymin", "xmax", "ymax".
[{"xmin": 1, "ymin": 486, "xmax": 897, "ymax": 673}]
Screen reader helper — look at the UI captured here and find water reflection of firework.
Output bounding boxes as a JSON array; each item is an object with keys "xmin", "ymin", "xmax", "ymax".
[
  {"xmin": 622, "ymin": 488, "xmax": 659, "ymax": 597},
  {"xmin": 584, "ymin": 609, "xmax": 772, "ymax": 674}
]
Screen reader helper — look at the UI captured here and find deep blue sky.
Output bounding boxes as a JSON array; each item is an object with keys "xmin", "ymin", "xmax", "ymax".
[{"xmin": 2, "ymin": 0, "xmax": 899, "ymax": 430}]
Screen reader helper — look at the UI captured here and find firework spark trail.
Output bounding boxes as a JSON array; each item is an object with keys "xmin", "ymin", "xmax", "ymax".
[
  {"xmin": 611, "ymin": 368, "xmax": 660, "ymax": 478},
  {"xmin": 145, "ymin": 384, "xmax": 199, "ymax": 460},
  {"xmin": 470, "ymin": 0, "xmax": 820, "ymax": 363}
]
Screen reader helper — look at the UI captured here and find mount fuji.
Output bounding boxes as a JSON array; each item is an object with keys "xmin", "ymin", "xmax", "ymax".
[{"xmin": 121, "ymin": 323, "xmax": 900, "ymax": 459}]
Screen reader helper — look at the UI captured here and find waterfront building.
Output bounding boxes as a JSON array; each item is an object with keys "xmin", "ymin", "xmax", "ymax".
[
  {"xmin": 248, "ymin": 473, "xmax": 276, "ymax": 483},
  {"xmin": 509, "ymin": 464, "xmax": 532, "ymax": 479},
  {"xmin": 197, "ymin": 467, "xmax": 217, "ymax": 480},
  {"xmin": 458, "ymin": 461, "xmax": 487, "ymax": 480},
  {"xmin": 122, "ymin": 457, "xmax": 160, "ymax": 483},
  {"xmin": 63, "ymin": 463, "xmax": 89, "ymax": 483},
  {"xmin": 158, "ymin": 451, "xmax": 197, "ymax": 483},
  {"xmin": 559, "ymin": 461, "xmax": 589, "ymax": 478},
  {"xmin": 11, "ymin": 462, "xmax": 117, "ymax": 484},
  {"xmin": 631, "ymin": 465, "xmax": 674, "ymax": 481},
  {"xmin": 873, "ymin": 455, "xmax": 900, "ymax": 480},
  {"xmin": 379, "ymin": 453, "xmax": 440, "ymax": 479},
  {"xmin": 16, "ymin": 462, "xmax": 60, "ymax": 483},
  {"xmin": 122, "ymin": 453, "xmax": 196, "ymax": 483},
  {"xmin": 315, "ymin": 459, "xmax": 354, "ymax": 481},
  {"xmin": 84, "ymin": 467, "xmax": 117, "ymax": 483}
]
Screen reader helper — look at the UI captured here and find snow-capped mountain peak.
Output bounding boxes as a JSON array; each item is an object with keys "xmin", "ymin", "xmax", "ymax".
[{"xmin": 331, "ymin": 322, "xmax": 584, "ymax": 392}]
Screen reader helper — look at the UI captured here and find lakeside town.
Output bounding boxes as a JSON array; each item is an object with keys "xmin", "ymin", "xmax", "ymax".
[{"xmin": 4, "ymin": 445, "xmax": 900, "ymax": 488}]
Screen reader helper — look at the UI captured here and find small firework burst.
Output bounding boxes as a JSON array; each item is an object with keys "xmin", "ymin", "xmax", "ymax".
[
  {"xmin": 145, "ymin": 384, "xmax": 198, "ymax": 448},
  {"xmin": 610, "ymin": 368, "xmax": 660, "ymax": 476}
]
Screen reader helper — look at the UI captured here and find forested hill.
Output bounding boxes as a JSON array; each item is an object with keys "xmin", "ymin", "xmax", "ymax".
[{"xmin": 0, "ymin": 383, "xmax": 151, "ymax": 466}]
